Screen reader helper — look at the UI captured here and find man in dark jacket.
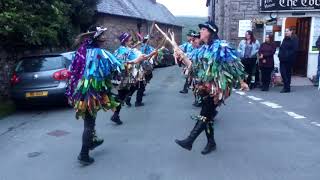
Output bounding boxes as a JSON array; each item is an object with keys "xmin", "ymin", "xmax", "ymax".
[{"xmin": 278, "ymin": 28, "xmax": 299, "ymax": 93}]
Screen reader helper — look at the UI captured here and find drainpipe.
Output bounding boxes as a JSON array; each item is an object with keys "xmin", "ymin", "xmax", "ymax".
[{"xmin": 212, "ymin": 0, "xmax": 215, "ymax": 23}]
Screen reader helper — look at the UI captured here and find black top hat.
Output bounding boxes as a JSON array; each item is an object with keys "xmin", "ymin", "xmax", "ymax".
[
  {"xmin": 119, "ymin": 32, "xmax": 131, "ymax": 44},
  {"xmin": 198, "ymin": 21, "xmax": 218, "ymax": 34},
  {"xmin": 191, "ymin": 32, "xmax": 200, "ymax": 38},
  {"xmin": 187, "ymin": 30, "xmax": 197, "ymax": 36}
]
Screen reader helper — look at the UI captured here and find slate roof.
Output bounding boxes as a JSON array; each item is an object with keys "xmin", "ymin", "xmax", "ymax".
[{"xmin": 97, "ymin": 0, "xmax": 182, "ymax": 27}]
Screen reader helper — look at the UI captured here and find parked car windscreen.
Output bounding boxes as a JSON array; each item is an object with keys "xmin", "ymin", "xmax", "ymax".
[{"xmin": 15, "ymin": 56, "xmax": 64, "ymax": 73}]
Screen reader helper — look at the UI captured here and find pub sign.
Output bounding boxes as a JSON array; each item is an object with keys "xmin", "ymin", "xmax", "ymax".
[{"xmin": 260, "ymin": 0, "xmax": 320, "ymax": 12}]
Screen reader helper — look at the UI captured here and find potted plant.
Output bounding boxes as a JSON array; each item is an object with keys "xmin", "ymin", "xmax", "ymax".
[{"xmin": 252, "ymin": 18, "xmax": 265, "ymax": 29}]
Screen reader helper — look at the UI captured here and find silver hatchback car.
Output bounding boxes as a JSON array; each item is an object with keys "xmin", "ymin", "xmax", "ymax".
[{"xmin": 10, "ymin": 52, "xmax": 75, "ymax": 106}]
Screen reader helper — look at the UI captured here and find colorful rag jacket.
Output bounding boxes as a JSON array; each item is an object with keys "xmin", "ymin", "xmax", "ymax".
[
  {"xmin": 66, "ymin": 40, "xmax": 122, "ymax": 119},
  {"xmin": 113, "ymin": 46, "xmax": 144, "ymax": 89},
  {"xmin": 192, "ymin": 39, "xmax": 246, "ymax": 104},
  {"xmin": 140, "ymin": 43, "xmax": 155, "ymax": 55},
  {"xmin": 140, "ymin": 43, "xmax": 156, "ymax": 73},
  {"xmin": 153, "ymin": 48, "xmax": 167, "ymax": 66},
  {"xmin": 189, "ymin": 46, "xmax": 202, "ymax": 82},
  {"xmin": 179, "ymin": 42, "xmax": 194, "ymax": 55},
  {"xmin": 179, "ymin": 42, "xmax": 194, "ymax": 70}
]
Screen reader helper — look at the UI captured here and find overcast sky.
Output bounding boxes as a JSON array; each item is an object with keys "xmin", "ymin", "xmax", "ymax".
[{"xmin": 157, "ymin": 0, "xmax": 208, "ymax": 17}]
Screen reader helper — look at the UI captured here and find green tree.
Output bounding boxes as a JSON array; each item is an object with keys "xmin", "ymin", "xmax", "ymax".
[
  {"xmin": 64, "ymin": 0, "xmax": 98, "ymax": 32},
  {"xmin": 0, "ymin": 0, "xmax": 98, "ymax": 51}
]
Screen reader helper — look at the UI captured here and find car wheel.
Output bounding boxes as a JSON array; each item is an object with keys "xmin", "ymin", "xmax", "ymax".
[{"xmin": 13, "ymin": 101, "xmax": 27, "ymax": 110}]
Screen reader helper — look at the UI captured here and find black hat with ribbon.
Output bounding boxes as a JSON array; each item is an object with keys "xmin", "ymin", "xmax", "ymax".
[
  {"xmin": 119, "ymin": 32, "xmax": 132, "ymax": 44},
  {"xmin": 93, "ymin": 26, "xmax": 107, "ymax": 39},
  {"xmin": 198, "ymin": 21, "xmax": 219, "ymax": 34},
  {"xmin": 191, "ymin": 32, "xmax": 200, "ymax": 38},
  {"xmin": 187, "ymin": 30, "xmax": 197, "ymax": 37}
]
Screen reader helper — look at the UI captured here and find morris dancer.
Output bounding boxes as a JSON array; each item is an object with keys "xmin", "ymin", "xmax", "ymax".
[
  {"xmin": 125, "ymin": 35, "xmax": 156, "ymax": 106},
  {"xmin": 171, "ymin": 22, "xmax": 248, "ymax": 155},
  {"xmin": 140, "ymin": 35, "xmax": 156, "ymax": 84},
  {"xmin": 66, "ymin": 26, "xmax": 122, "ymax": 165},
  {"xmin": 187, "ymin": 32, "xmax": 204, "ymax": 107},
  {"xmin": 178, "ymin": 30, "xmax": 196, "ymax": 94},
  {"xmin": 110, "ymin": 32, "xmax": 148, "ymax": 124}
]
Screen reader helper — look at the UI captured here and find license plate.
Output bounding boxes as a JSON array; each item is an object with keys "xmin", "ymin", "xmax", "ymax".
[{"xmin": 26, "ymin": 91, "xmax": 48, "ymax": 98}]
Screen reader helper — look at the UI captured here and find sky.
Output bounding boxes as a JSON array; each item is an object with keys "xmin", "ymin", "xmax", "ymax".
[{"xmin": 157, "ymin": 0, "xmax": 208, "ymax": 17}]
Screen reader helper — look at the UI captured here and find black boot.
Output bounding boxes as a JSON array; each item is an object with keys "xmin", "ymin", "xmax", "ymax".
[
  {"xmin": 78, "ymin": 153, "xmax": 94, "ymax": 165},
  {"xmin": 193, "ymin": 100, "xmax": 202, "ymax": 107},
  {"xmin": 78, "ymin": 113, "xmax": 95, "ymax": 165},
  {"xmin": 180, "ymin": 79, "xmax": 189, "ymax": 94},
  {"xmin": 110, "ymin": 113, "xmax": 123, "ymax": 125},
  {"xmin": 175, "ymin": 120, "xmax": 206, "ymax": 151},
  {"xmin": 179, "ymin": 89, "xmax": 188, "ymax": 94},
  {"xmin": 125, "ymin": 96, "xmax": 132, "ymax": 107},
  {"xmin": 280, "ymin": 88, "xmax": 290, "ymax": 93},
  {"xmin": 135, "ymin": 102, "xmax": 145, "ymax": 107},
  {"xmin": 211, "ymin": 109, "xmax": 218, "ymax": 121},
  {"xmin": 201, "ymin": 123, "xmax": 216, "ymax": 155},
  {"xmin": 89, "ymin": 130, "xmax": 104, "ymax": 150}
]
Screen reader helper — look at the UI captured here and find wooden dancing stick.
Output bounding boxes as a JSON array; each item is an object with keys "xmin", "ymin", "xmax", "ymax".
[
  {"xmin": 156, "ymin": 37, "xmax": 167, "ymax": 49},
  {"xmin": 154, "ymin": 24, "xmax": 192, "ymax": 69},
  {"xmin": 144, "ymin": 21, "xmax": 156, "ymax": 46}
]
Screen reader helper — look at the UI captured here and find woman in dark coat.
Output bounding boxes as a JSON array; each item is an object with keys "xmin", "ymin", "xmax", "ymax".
[
  {"xmin": 258, "ymin": 34, "xmax": 277, "ymax": 91},
  {"xmin": 278, "ymin": 28, "xmax": 299, "ymax": 93}
]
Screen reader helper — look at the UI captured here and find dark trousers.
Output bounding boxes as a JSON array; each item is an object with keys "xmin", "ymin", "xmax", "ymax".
[
  {"xmin": 127, "ymin": 81, "xmax": 145, "ymax": 103},
  {"xmin": 242, "ymin": 58, "xmax": 256, "ymax": 85},
  {"xmin": 115, "ymin": 89, "xmax": 130, "ymax": 114},
  {"xmin": 80, "ymin": 112, "xmax": 96, "ymax": 155},
  {"xmin": 255, "ymin": 65, "xmax": 261, "ymax": 87},
  {"xmin": 182, "ymin": 77, "xmax": 189, "ymax": 91},
  {"xmin": 280, "ymin": 61, "xmax": 292, "ymax": 91},
  {"xmin": 260, "ymin": 67, "xmax": 273, "ymax": 90},
  {"xmin": 200, "ymin": 96, "xmax": 217, "ymax": 121},
  {"xmin": 145, "ymin": 72, "xmax": 153, "ymax": 83},
  {"xmin": 317, "ymin": 54, "xmax": 320, "ymax": 81},
  {"xmin": 136, "ymin": 81, "xmax": 145, "ymax": 103}
]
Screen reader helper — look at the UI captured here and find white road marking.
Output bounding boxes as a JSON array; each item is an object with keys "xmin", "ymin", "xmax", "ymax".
[
  {"xmin": 235, "ymin": 91, "xmax": 246, "ymax": 95},
  {"xmin": 247, "ymin": 96, "xmax": 263, "ymax": 101},
  {"xmin": 234, "ymin": 92, "xmax": 309, "ymax": 122},
  {"xmin": 260, "ymin": 101, "xmax": 282, "ymax": 109},
  {"xmin": 311, "ymin": 122, "xmax": 320, "ymax": 127},
  {"xmin": 284, "ymin": 111, "xmax": 306, "ymax": 119}
]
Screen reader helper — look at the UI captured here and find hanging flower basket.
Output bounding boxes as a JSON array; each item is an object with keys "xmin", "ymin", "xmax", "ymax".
[
  {"xmin": 255, "ymin": 23, "xmax": 264, "ymax": 28},
  {"xmin": 252, "ymin": 18, "xmax": 266, "ymax": 29}
]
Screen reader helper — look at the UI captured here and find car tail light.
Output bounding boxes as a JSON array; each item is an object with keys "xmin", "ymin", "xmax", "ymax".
[
  {"xmin": 53, "ymin": 69, "xmax": 71, "ymax": 81},
  {"xmin": 10, "ymin": 72, "xmax": 20, "ymax": 86}
]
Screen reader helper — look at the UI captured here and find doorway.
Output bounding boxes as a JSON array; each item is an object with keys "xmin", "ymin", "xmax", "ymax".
[{"xmin": 285, "ymin": 17, "xmax": 311, "ymax": 76}]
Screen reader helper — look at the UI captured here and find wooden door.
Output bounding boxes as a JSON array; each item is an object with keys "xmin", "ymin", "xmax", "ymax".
[{"xmin": 293, "ymin": 17, "xmax": 311, "ymax": 76}]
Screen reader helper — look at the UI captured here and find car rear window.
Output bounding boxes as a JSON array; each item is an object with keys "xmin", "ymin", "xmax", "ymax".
[{"xmin": 15, "ymin": 56, "xmax": 64, "ymax": 73}]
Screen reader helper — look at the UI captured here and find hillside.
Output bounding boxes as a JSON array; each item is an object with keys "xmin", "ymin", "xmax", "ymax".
[{"xmin": 176, "ymin": 16, "xmax": 207, "ymax": 42}]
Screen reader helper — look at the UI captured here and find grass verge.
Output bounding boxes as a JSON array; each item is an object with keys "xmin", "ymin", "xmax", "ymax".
[{"xmin": 0, "ymin": 100, "xmax": 16, "ymax": 120}]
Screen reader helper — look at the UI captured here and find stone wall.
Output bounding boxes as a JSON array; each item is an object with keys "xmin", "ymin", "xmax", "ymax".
[
  {"xmin": 96, "ymin": 14, "xmax": 182, "ymax": 52},
  {"xmin": 214, "ymin": 0, "xmax": 265, "ymax": 47},
  {"xmin": 0, "ymin": 50, "xmax": 15, "ymax": 99}
]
